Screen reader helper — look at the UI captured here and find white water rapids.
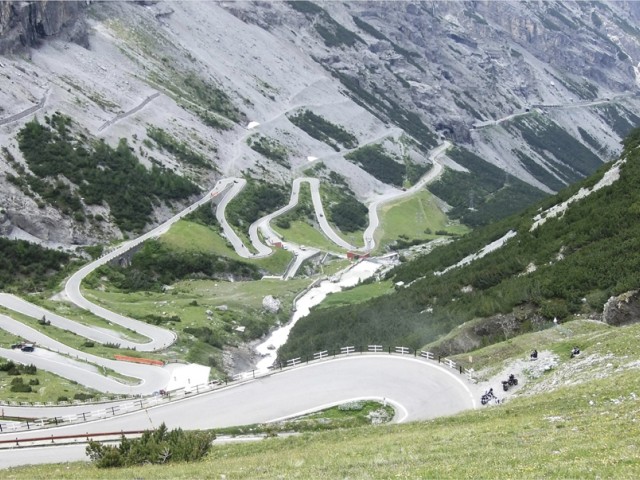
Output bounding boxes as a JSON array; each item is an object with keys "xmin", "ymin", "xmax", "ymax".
[{"xmin": 254, "ymin": 260, "xmax": 383, "ymax": 372}]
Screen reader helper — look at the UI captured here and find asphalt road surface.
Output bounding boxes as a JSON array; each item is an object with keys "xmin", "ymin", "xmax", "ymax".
[{"xmin": 0, "ymin": 355, "xmax": 475, "ymax": 468}]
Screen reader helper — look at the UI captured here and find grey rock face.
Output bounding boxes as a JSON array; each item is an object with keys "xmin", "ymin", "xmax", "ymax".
[
  {"xmin": 0, "ymin": 0, "xmax": 88, "ymax": 54},
  {"xmin": 603, "ymin": 291, "xmax": 640, "ymax": 326},
  {"xmin": 262, "ymin": 295, "xmax": 281, "ymax": 314}
]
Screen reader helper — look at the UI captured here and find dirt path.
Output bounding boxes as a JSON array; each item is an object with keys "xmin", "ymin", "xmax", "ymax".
[
  {"xmin": 472, "ymin": 350, "xmax": 559, "ymax": 405},
  {"xmin": 96, "ymin": 91, "xmax": 161, "ymax": 132},
  {"xmin": 0, "ymin": 88, "xmax": 49, "ymax": 127}
]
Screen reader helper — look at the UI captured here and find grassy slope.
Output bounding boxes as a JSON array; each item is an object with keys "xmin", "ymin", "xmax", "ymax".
[
  {"xmin": 315, "ymin": 280, "xmax": 395, "ymax": 310},
  {"xmin": 270, "ymin": 188, "xmax": 466, "ymax": 254},
  {"xmin": 374, "ymin": 189, "xmax": 469, "ymax": 252},
  {"xmin": 160, "ymin": 220, "xmax": 293, "ymax": 275},
  {"xmin": 0, "ymin": 331, "xmax": 103, "ymax": 404},
  {"xmin": 272, "ymin": 220, "xmax": 338, "ymax": 251},
  {"xmin": 7, "ymin": 320, "xmax": 640, "ymax": 478},
  {"xmin": 83, "ymin": 276, "xmax": 311, "ymax": 365}
]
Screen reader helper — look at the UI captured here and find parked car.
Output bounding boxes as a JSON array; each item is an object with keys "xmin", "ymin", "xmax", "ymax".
[{"xmin": 21, "ymin": 343, "xmax": 35, "ymax": 352}]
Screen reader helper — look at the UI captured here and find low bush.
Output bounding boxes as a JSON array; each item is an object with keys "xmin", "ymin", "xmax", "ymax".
[
  {"xmin": 10, "ymin": 377, "xmax": 33, "ymax": 393},
  {"xmin": 86, "ymin": 423, "xmax": 215, "ymax": 468},
  {"xmin": 74, "ymin": 392, "xmax": 95, "ymax": 401}
]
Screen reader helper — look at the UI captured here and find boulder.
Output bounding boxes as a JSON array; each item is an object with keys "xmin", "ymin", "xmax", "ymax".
[
  {"xmin": 262, "ymin": 295, "xmax": 281, "ymax": 313},
  {"xmin": 602, "ymin": 290, "xmax": 640, "ymax": 326}
]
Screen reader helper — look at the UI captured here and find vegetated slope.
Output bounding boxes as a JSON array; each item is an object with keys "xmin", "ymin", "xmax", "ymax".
[
  {"xmin": 0, "ymin": 237, "xmax": 72, "ymax": 292},
  {"xmin": 429, "ymin": 146, "xmax": 547, "ymax": 227},
  {"xmin": 13, "ymin": 113, "xmax": 200, "ymax": 233},
  {"xmin": 88, "ymin": 239, "xmax": 262, "ymax": 293},
  {"xmin": 278, "ymin": 127, "xmax": 640, "ymax": 362}
]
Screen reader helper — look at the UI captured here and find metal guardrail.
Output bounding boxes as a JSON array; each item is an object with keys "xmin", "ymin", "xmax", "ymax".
[
  {"xmin": 0, "ymin": 430, "xmax": 147, "ymax": 446},
  {"xmin": 0, "ymin": 346, "xmax": 473, "ymax": 435}
]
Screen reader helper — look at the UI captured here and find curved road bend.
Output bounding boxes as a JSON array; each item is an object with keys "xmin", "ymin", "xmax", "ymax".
[
  {"xmin": 248, "ymin": 178, "xmax": 306, "ymax": 256},
  {"xmin": 214, "ymin": 178, "xmax": 254, "ymax": 258},
  {"xmin": 248, "ymin": 177, "xmax": 356, "ymax": 256},
  {"xmin": 63, "ymin": 179, "xmax": 237, "ymax": 350},
  {"xmin": 0, "ymin": 294, "xmax": 149, "ymax": 350},
  {"xmin": 0, "ymin": 315, "xmax": 169, "ymax": 394},
  {"xmin": 0, "ymin": 355, "xmax": 476, "ymax": 467},
  {"xmin": 361, "ymin": 141, "xmax": 449, "ymax": 251}
]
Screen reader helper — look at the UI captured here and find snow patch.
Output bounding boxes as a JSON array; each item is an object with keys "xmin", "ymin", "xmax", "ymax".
[
  {"xmin": 531, "ymin": 160, "xmax": 624, "ymax": 231},
  {"xmin": 435, "ymin": 230, "xmax": 517, "ymax": 276}
]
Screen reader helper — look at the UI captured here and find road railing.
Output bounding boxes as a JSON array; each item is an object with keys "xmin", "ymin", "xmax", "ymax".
[
  {"xmin": 0, "ymin": 345, "xmax": 474, "ymax": 435},
  {"xmin": 265, "ymin": 345, "xmax": 474, "ymax": 381}
]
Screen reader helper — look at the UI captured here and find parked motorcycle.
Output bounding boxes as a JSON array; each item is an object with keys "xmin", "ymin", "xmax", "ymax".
[
  {"xmin": 481, "ymin": 388, "xmax": 496, "ymax": 405},
  {"xmin": 502, "ymin": 374, "xmax": 518, "ymax": 391}
]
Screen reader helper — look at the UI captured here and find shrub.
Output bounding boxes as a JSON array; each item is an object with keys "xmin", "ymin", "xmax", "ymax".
[
  {"xmin": 22, "ymin": 364, "xmax": 37, "ymax": 374},
  {"xmin": 10, "ymin": 377, "xmax": 33, "ymax": 393},
  {"xmin": 0, "ymin": 237, "xmax": 69, "ymax": 292},
  {"xmin": 86, "ymin": 423, "xmax": 215, "ymax": 468},
  {"xmin": 147, "ymin": 126, "xmax": 210, "ymax": 169},
  {"xmin": 247, "ymin": 135, "xmax": 290, "ymax": 168},
  {"xmin": 345, "ymin": 144, "xmax": 405, "ymax": 187},
  {"xmin": 288, "ymin": 110, "xmax": 358, "ymax": 150},
  {"xmin": 74, "ymin": 392, "xmax": 95, "ymax": 401},
  {"xmin": 328, "ymin": 196, "xmax": 368, "ymax": 232}
]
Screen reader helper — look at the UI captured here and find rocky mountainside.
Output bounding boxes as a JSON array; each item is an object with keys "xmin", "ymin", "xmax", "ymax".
[
  {"xmin": 1, "ymin": 1, "xmax": 640, "ymax": 246},
  {"xmin": 0, "ymin": 0, "xmax": 88, "ymax": 54}
]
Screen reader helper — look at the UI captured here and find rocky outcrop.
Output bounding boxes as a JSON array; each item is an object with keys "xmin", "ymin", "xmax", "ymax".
[
  {"xmin": 602, "ymin": 290, "xmax": 640, "ymax": 326},
  {"xmin": 431, "ymin": 306, "xmax": 547, "ymax": 356},
  {"xmin": 262, "ymin": 295, "xmax": 282, "ymax": 313},
  {"xmin": 0, "ymin": 1, "xmax": 88, "ymax": 54}
]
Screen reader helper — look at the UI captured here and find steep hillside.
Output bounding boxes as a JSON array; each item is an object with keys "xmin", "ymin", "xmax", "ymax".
[
  {"xmin": 2, "ymin": 1, "xmax": 640, "ymax": 246},
  {"xmin": 278, "ymin": 127, "xmax": 640, "ymax": 361}
]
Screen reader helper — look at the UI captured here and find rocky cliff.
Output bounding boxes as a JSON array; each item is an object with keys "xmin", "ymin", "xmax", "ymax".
[{"xmin": 0, "ymin": 0, "xmax": 88, "ymax": 54}]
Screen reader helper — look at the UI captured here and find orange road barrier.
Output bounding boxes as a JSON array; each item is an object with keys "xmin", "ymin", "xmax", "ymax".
[{"xmin": 114, "ymin": 355, "xmax": 164, "ymax": 366}]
